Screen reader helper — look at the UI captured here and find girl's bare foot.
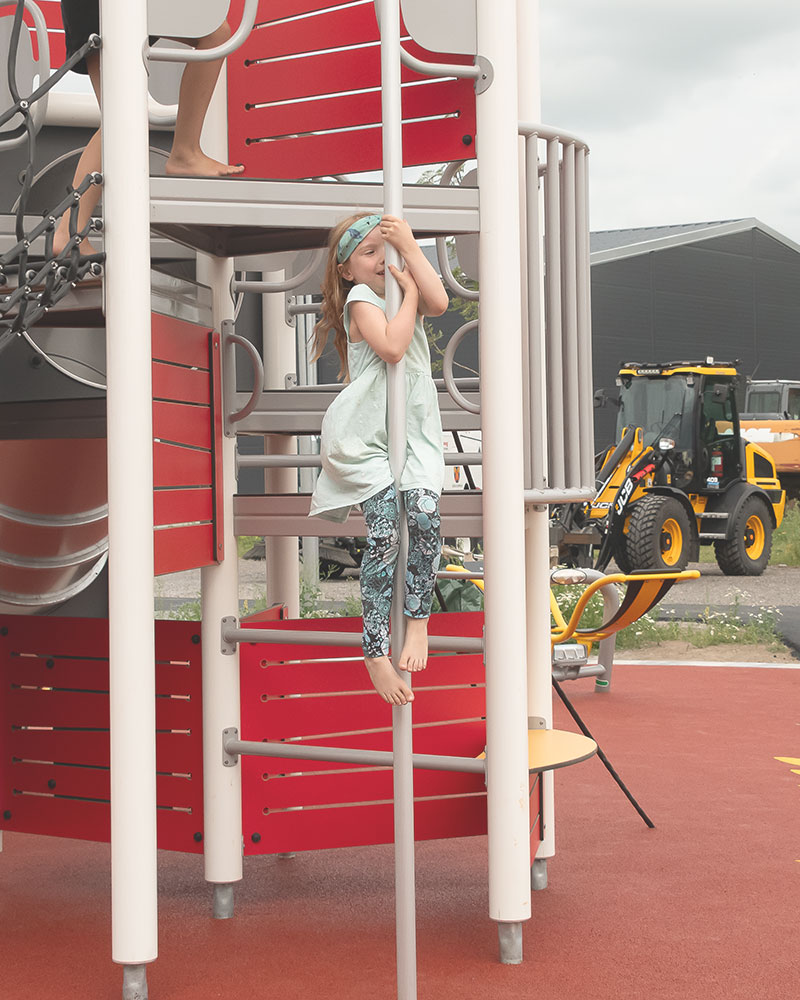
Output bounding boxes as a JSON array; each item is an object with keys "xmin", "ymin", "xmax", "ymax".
[
  {"xmin": 165, "ymin": 150, "xmax": 244, "ymax": 177},
  {"xmin": 364, "ymin": 655, "xmax": 414, "ymax": 705},
  {"xmin": 398, "ymin": 617, "xmax": 429, "ymax": 673}
]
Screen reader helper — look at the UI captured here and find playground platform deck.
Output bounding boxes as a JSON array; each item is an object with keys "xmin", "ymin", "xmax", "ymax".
[{"xmin": 4, "ymin": 660, "xmax": 799, "ymax": 1000}]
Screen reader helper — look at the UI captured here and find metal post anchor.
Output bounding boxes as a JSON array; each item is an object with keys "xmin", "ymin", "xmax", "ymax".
[
  {"xmin": 531, "ymin": 857, "xmax": 548, "ymax": 891},
  {"xmin": 497, "ymin": 921, "xmax": 523, "ymax": 964},
  {"xmin": 122, "ymin": 965, "xmax": 148, "ymax": 1000},
  {"xmin": 213, "ymin": 883, "xmax": 235, "ymax": 920}
]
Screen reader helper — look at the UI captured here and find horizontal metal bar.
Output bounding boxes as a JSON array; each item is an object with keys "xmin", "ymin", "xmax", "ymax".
[
  {"xmin": 436, "ymin": 570, "xmax": 484, "ymax": 580},
  {"xmin": 224, "ymin": 736, "xmax": 486, "ymax": 775},
  {"xmin": 224, "ymin": 625, "xmax": 483, "ymax": 654},
  {"xmin": 236, "ymin": 452, "xmax": 482, "ymax": 469},
  {"xmin": 518, "ymin": 120, "xmax": 589, "ymax": 151},
  {"xmin": 147, "ymin": 0, "xmax": 258, "ymax": 63},
  {"xmin": 234, "ymin": 491, "xmax": 484, "ymax": 538},
  {"xmin": 524, "ymin": 487, "xmax": 596, "ymax": 504}
]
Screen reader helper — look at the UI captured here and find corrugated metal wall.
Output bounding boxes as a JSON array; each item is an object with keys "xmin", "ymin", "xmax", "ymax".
[{"xmin": 591, "ymin": 227, "xmax": 800, "ymax": 446}]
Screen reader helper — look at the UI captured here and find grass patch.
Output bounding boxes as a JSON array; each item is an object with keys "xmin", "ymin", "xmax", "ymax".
[{"xmin": 551, "ymin": 585, "xmax": 785, "ymax": 651}]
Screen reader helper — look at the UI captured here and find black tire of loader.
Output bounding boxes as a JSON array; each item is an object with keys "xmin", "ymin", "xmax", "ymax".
[
  {"xmin": 623, "ymin": 494, "xmax": 691, "ymax": 572},
  {"xmin": 713, "ymin": 495, "xmax": 772, "ymax": 576}
]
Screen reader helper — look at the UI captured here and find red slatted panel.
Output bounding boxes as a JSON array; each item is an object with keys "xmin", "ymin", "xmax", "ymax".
[
  {"xmin": 153, "ymin": 487, "xmax": 214, "ymax": 527},
  {"xmin": 210, "ymin": 331, "xmax": 225, "ymax": 563},
  {"xmin": 152, "ymin": 361, "xmax": 211, "ymax": 406},
  {"xmin": 226, "ymin": 0, "xmax": 477, "ymax": 178},
  {"xmin": 153, "ymin": 401, "xmax": 213, "ymax": 450},
  {"xmin": 154, "ymin": 523, "xmax": 216, "ymax": 576},
  {"xmin": 152, "ymin": 314, "xmax": 212, "ymax": 370},
  {"xmin": 150, "ymin": 317, "xmax": 221, "ymax": 574},
  {"xmin": 240, "ymin": 612, "xmax": 488, "ymax": 855},
  {"xmin": 0, "ymin": 617, "xmax": 205, "ymax": 853},
  {"xmin": 153, "ymin": 441, "xmax": 212, "ymax": 488}
]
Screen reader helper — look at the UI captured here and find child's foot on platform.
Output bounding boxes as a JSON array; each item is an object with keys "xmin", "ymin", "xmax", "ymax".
[
  {"xmin": 165, "ymin": 150, "xmax": 244, "ymax": 177},
  {"xmin": 364, "ymin": 655, "xmax": 414, "ymax": 706},
  {"xmin": 398, "ymin": 617, "xmax": 429, "ymax": 673},
  {"xmin": 52, "ymin": 230, "xmax": 97, "ymax": 258}
]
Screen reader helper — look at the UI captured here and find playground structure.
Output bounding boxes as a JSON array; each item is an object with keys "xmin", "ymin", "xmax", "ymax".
[{"xmin": 0, "ymin": 2, "xmax": 648, "ymax": 997}]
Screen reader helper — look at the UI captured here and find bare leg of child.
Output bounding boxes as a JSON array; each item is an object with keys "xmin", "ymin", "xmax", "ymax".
[
  {"xmin": 53, "ymin": 24, "xmax": 244, "ymax": 255},
  {"xmin": 164, "ymin": 23, "xmax": 245, "ymax": 178},
  {"xmin": 364, "ymin": 656, "xmax": 414, "ymax": 706},
  {"xmin": 53, "ymin": 53, "xmax": 102, "ymax": 256},
  {"xmin": 398, "ymin": 616, "xmax": 429, "ymax": 673}
]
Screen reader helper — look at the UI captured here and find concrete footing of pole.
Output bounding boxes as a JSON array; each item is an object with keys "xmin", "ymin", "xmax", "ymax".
[{"xmin": 531, "ymin": 857, "xmax": 548, "ymax": 891}]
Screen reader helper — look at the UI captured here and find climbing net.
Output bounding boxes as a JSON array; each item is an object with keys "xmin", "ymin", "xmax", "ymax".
[{"xmin": 0, "ymin": 1, "xmax": 105, "ymax": 354}]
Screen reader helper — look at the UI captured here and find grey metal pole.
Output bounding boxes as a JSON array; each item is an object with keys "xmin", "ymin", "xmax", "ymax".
[{"xmin": 379, "ymin": 2, "xmax": 416, "ymax": 997}]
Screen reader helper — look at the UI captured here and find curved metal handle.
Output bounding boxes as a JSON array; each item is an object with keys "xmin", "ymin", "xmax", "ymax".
[
  {"xmin": 231, "ymin": 249, "xmax": 325, "ymax": 295},
  {"xmin": 373, "ymin": 1, "xmax": 482, "ymax": 82},
  {"xmin": 443, "ymin": 320, "xmax": 480, "ymax": 414},
  {"xmin": 0, "ymin": 0, "xmax": 51, "ymax": 151},
  {"xmin": 225, "ymin": 332, "xmax": 264, "ymax": 426},
  {"xmin": 147, "ymin": 0, "xmax": 258, "ymax": 63},
  {"xmin": 436, "ymin": 160, "xmax": 480, "ymax": 301}
]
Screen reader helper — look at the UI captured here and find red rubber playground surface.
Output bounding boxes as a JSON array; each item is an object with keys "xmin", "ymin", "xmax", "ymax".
[{"xmin": 4, "ymin": 661, "xmax": 800, "ymax": 1000}]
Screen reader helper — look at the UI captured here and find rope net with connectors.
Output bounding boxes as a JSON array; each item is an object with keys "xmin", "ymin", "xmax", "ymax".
[{"xmin": 0, "ymin": 1, "xmax": 104, "ymax": 354}]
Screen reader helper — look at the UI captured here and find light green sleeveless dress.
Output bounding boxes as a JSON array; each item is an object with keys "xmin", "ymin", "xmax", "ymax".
[{"xmin": 309, "ymin": 284, "xmax": 445, "ymax": 523}]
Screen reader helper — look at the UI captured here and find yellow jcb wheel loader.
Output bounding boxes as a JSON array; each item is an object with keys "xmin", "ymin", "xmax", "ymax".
[{"xmin": 551, "ymin": 360, "xmax": 785, "ymax": 576}]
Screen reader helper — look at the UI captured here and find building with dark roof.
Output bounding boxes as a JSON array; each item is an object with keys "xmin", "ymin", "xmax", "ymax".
[{"xmin": 589, "ymin": 218, "xmax": 800, "ymax": 444}]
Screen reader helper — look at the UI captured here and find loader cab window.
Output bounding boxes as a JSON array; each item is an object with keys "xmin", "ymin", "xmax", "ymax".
[
  {"xmin": 786, "ymin": 388, "xmax": 800, "ymax": 419},
  {"xmin": 699, "ymin": 381, "xmax": 739, "ymax": 490},
  {"xmin": 616, "ymin": 375, "xmax": 697, "ymax": 488}
]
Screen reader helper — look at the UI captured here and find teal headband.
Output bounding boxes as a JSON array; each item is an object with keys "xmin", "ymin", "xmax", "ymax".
[{"xmin": 337, "ymin": 215, "xmax": 381, "ymax": 264}]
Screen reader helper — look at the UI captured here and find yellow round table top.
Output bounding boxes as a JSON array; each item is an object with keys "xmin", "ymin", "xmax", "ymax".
[
  {"xmin": 478, "ymin": 729, "xmax": 597, "ymax": 773},
  {"xmin": 527, "ymin": 729, "xmax": 597, "ymax": 772}
]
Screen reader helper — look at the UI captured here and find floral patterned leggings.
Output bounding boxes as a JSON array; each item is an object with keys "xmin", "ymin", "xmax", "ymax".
[{"xmin": 360, "ymin": 483, "xmax": 441, "ymax": 658}]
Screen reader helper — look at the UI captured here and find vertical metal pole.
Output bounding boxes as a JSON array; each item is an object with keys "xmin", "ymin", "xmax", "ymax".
[
  {"xmin": 262, "ymin": 274, "xmax": 300, "ymax": 618},
  {"xmin": 198, "ymin": 63, "xmax": 243, "ymax": 916},
  {"xmin": 298, "ymin": 296, "xmax": 320, "ymax": 588},
  {"xmin": 518, "ymin": 0, "xmax": 555, "ymax": 875},
  {"xmin": 477, "ymin": 0, "xmax": 531, "ymax": 964},
  {"xmin": 575, "ymin": 149, "xmax": 595, "ymax": 486},
  {"xmin": 560, "ymin": 142, "xmax": 580, "ymax": 487},
  {"xmin": 379, "ymin": 2, "xmax": 416, "ymax": 997},
  {"xmin": 544, "ymin": 136, "xmax": 565, "ymax": 491},
  {"xmin": 100, "ymin": 0, "xmax": 158, "ymax": 987}
]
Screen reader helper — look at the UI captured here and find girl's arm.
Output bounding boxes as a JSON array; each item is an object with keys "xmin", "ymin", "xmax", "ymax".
[
  {"xmin": 349, "ymin": 266, "xmax": 420, "ymax": 364},
  {"xmin": 379, "ymin": 216, "xmax": 449, "ymax": 317}
]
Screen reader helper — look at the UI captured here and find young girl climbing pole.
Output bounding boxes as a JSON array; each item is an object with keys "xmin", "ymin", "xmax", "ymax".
[{"xmin": 310, "ymin": 214, "xmax": 449, "ymax": 706}]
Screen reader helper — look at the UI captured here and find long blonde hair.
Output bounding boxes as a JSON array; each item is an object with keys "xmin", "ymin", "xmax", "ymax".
[{"xmin": 311, "ymin": 212, "xmax": 373, "ymax": 382}]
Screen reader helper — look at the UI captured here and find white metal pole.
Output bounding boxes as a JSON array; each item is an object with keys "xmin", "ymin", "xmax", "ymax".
[
  {"xmin": 298, "ymin": 296, "xmax": 320, "ymax": 588},
  {"xmin": 517, "ymin": 0, "xmax": 555, "ymax": 874},
  {"xmin": 379, "ymin": 2, "xmax": 416, "ymax": 997},
  {"xmin": 262, "ymin": 274, "xmax": 300, "ymax": 618},
  {"xmin": 100, "ymin": 0, "xmax": 158, "ymax": 980},
  {"xmin": 476, "ymin": 0, "xmax": 531, "ymax": 964},
  {"xmin": 198, "ymin": 63, "xmax": 243, "ymax": 913}
]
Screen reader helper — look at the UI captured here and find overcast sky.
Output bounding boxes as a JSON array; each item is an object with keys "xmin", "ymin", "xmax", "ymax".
[{"xmin": 539, "ymin": 0, "xmax": 800, "ymax": 245}]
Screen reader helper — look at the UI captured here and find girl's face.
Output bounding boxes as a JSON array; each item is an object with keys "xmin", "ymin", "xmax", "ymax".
[{"xmin": 339, "ymin": 228, "xmax": 385, "ymax": 296}]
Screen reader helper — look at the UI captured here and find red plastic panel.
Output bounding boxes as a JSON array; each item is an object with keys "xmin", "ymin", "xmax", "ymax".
[
  {"xmin": 153, "ymin": 441, "xmax": 212, "ymax": 488},
  {"xmin": 153, "ymin": 487, "xmax": 214, "ymax": 527},
  {"xmin": 226, "ymin": 0, "xmax": 477, "ymax": 178},
  {"xmin": 152, "ymin": 360, "xmax": 211, "ymax": 406},
  {"xmin": 154, "ymin": 523, "xmax": 215, "ymax": 575},
  {"xmin": 0, "ymin": 617, "xmax": 205, "ymax": 853},
  {"xmin": 240, "ymin": 611, "xmax": 488, "ymax": 855},
  {"xmin": 151, "ymin": 314, "xmax": 212, "ymax": 370},
  {"xmin": 210, "ymin": 330, "xmax": 225, "ymax": 564},
  {"xmin": 153, "ymin": 401, "xmax": 213, "ymax": 451}
]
